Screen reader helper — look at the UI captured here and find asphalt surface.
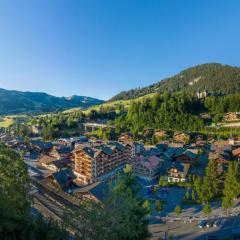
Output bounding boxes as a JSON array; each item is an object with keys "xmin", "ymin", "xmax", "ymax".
[{"xmin": 149, "ymin": 214, "xmax": 240, "ymax": 240}]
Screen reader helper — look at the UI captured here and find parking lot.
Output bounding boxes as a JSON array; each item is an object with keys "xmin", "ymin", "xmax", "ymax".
[{"xmin": 149, "ymin": 214, "xmax": 240, "ymax": 239}]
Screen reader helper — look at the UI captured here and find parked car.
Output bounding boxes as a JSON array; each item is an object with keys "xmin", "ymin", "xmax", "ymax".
[
  {"xmin": 219, "ymin": 218, "xmax": 227, "ymax": 228},
  {"xmin": 213, "ymin": 219, "xmax": 221, "ymax": 228},
  {"xmin": 198, "ymin": 220, "xmax": 207, "ymax": 228},
  {"xmin": 206, "ymin": 220, "xmax": 214, "ymax": 228}
]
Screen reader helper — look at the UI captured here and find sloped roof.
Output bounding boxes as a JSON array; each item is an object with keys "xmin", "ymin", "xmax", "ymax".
[
  {"xmin": 50, "ymin": 158, "xmax": 71, "ymax": 169},
  {"xmin": 134, "ymin": 155, "xmax": 162, "ymax": 170},
  {"xmin": 39, "ymin": 155, "xmax": 56, "ymax": 164},
  {"xmin": 169, "ymin": 162, "xmax": 190, "ymax": 177},
  {"xmin": 52, "ymin": 168, "xmax": 75, "ymax": 190},
  {"xmin": 232, "ymin": 147, "xmax": 240, "ymax": 156},
  {"xmin": 74, "ymin": 141, "xmax": 127, "ymax": 159},
  {"xmin": 73, "ymin": 181, "xmax": 108, "ymax": 202}
]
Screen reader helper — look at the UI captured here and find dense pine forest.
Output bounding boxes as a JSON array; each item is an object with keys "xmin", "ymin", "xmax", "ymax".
[
  {"xmin": 110, "ymin": 63, "xmax": 240, "ymax": 101},
  {"xmin": 114, "ymin": 92, "xmax": 240, "ymax": 136}
]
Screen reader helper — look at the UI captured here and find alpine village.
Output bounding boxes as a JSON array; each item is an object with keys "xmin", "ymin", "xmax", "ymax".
[{"xmin": 1, "ymin": 63, "xmax": 240, "ymax": 240}]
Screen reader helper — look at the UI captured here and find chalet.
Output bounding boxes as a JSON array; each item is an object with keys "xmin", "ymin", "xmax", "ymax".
[
  {"xmin": 168, "ymin": 142, "xmax": 185, "ymax": 148},
  {"xmin": 0, "ymin": 134, "xmax": 11, "ymax": 143},
  {"xmin": 47, "ymin": 158, "xmax": 72, "ymax": 172},
  {"xmin": 154, "ymin": 130, "xmax": 168, "ymax": 139},
  {"xmin": 229, "ymin": 137, "xmax": 240, "ymax": 147},
  {"xmin": 232, "ymin": 148, "xmax": 240, "ymax": 161},
  {"xmin": 57, "ymin": 136, "xmax": 88, "ymax": 147},
  {"xmin": 174, "ymin": 150, "xmax": 198, "ymax": 165},
  {"xmin": 39, "ymin": 155, "xmax": 57, "ymax": 169},
  {"xmin": 167, "ymin": 162, "xmax": 190, "ymax": 182},
  {"xmin": 48, "ymin": 146, "xmax": 72, "ymax": 159},
  {"xmin": 48, "ymin": 168, "xmax": 76, "ymax": 191},
  {"xmin": 73, "ymin": 181, "xmax": 108, "ymax": 202},
  {"xmin": 200, "ymin": 112, "xmax": 212, "ymax": 120},
  {"xmin": 209, "ymin": 149, "xmax": 231, "ymax": 165},
  {"xmin": 195, "ymin": 135, "xmax": 207, "ymax": 147},
  {"xmin": 224, "ymin": 112, "xmax": 240, "ymax": 122},
  {"xmin": 30, "ymin": 139, "xmax": 52, "ymax": 153},
  {"xmin": 143, "ymin": 147, "xmax": 163, "ymax": 158},
  {"xmin": 118, "ymin": 132, "xmax": 133, "ymax": 143},
  {"xmin": 173, "ymin": 132, "xmax": 190, "ymax": 144},
  {"xmin": 156, "ymin": 143, "xmax": 168, "ymax": 151},
  {"xmin": 31, "ymin": 125, "xmax": 42, "ymax": 134},
  {"xmin": 131, "ymin": 155, "xmax": 163, "ymax": 182}
]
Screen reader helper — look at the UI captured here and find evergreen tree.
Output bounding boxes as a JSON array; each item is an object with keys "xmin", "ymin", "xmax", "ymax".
[
  {"xmin": 174, "ymin": 205, "xmax": 181, "ymax": 215},
  {"xmin": 203, "ymin": 203, "xmax": 212, "ymax": 216},
  {"xmin": 155, "ymin": 200, "xmax": 163, "ymax": 214},
  {"xmin": 158, "ymin": 176, "xmax": 165, "ymax": 187},
  {"xmin": 191, "ymin": 190, "xmax": 196, "ymax": 201},
  {"xmin": 222, "ymin": 162, "xmax": 240, "ymax": 210},
  {"xmin": 185, "ymin": 191, "xmax": 190, "ymax": 200},
  {"xmin": 143, "ymin": 200, "xmax": 151, "ymax": 216},
  {"xmin": 203, "ymin": 159, "xmax": 220, "ymax": 201}
]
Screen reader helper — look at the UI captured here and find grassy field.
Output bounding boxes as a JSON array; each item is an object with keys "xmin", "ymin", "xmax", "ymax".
[
  {"xmin": 0, "ymin": 114, "xmax": 28, "ymax": 128},
  {"xmin": 0, "ymin": 118, "xmax": 14, "ymax": 128},
  {"xmin": 63, "ymin": 93, "xmax": 157, "ymax": 114}
]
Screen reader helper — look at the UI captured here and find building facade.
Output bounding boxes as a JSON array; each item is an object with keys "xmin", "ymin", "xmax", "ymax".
[{"xmin": 73, "ymin": 141, "xmax": 132, "ymax": 184}]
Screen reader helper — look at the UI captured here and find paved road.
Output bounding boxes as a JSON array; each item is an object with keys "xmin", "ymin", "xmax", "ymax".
[{"xmin": 149, "ymin": 214, "xmax": 240, "ymax": 240}]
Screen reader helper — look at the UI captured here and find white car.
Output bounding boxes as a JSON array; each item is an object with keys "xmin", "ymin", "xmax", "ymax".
[{"xmin": 213, "ymin": 219, "xmax": 221, "ymax": 228}]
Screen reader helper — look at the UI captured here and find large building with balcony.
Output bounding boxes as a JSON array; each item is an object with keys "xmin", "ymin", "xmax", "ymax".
[{"xmin": 72, "ymin": 141, "xmax": 132, "ymax": 184}]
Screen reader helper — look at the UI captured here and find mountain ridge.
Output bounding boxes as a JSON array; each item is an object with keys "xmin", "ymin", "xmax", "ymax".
[
  {"xmin": 0, "ymin": 88, "xmax": 104, "ymax": 115},
  {"xmin": 109, "ymin": 63, "xmax": 240, "ymax": 101}
]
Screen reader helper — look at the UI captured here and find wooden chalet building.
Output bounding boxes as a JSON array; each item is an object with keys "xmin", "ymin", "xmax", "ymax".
[
  {"xmin": 174, "ymin": 150, "xmax": 198, "ymax": 165},
  {"xmin": 173, "ymin": 132, "xmax": 190, "ymax": 144},
  {"xmin": 167, "ymin": 162, "xmax": 190, "ymax": 182}
]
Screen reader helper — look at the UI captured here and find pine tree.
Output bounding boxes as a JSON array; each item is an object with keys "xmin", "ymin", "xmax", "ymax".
[
  {"xmin": 158, "ymin": 176, "xmax": 165, "ymax": 187},
  {"xmin": 203, "ymin": 203, "xmax": 211, "ymax": 216},
  {"xmin": 174, "ymin": 205, "xmax": 181, "ymax": 215},
  {"xmin": 155, "ymin": 200, "xmax": 163, "ymax": 214},
  {"xmin": 222, "ymin": 162, "xmax": 240, "ymax": 210},
  {"xmin": 143, "ymin": 200, "xmax": 151, "ymax": 216},
  {"xmin": 191, "ymin": 190, "xmax": 196, "ymax": 201},
  {"xmin": 185, "ymin": 191, "xmax": 190, "ymax": 200},
  {"xmin": 203, "ymin": 159, "xmax": 220, "ymax": 201}
]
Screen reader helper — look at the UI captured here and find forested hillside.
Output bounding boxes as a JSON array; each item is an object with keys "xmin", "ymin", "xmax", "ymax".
[
  {"xmin": 0, "ymin": 88, "xmax": 104, "ymax": 114},
  {"xmin": 110, "ymin": 63, "xmax": 240, "ymax": 101},
  {"xmin": 114, "ymin": 92, "xmax": 240, "ymax": 136}
]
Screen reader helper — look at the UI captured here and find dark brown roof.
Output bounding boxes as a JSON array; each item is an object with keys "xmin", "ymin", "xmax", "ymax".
[{"xmin": 39, "ymin": 155, "xmax": 56, "ymax": 164}]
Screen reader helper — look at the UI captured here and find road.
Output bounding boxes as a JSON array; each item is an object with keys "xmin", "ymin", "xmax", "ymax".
[{"xmin": 149, "ymin": 214, "xmax": 240, "ymax": 239}]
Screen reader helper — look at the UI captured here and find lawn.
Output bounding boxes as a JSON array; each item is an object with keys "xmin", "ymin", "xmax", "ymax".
[
  {"xmin": 63, "ymin": 93, "xmax": 157, "ymax": 114},
  {"xmin": 0, "ymin": 118, "xmax": 14, "ymax": 128}
]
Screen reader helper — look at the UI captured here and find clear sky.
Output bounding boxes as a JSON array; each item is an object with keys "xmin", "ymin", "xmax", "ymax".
[{"xmin": 0, "ymin": 0, "xmax": 240, "ymax": 100}]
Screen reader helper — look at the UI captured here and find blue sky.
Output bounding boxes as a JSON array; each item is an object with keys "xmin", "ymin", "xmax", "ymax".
[{"xmin": 0, "ymin": 0, "xmax": 240, "ymax": 100}]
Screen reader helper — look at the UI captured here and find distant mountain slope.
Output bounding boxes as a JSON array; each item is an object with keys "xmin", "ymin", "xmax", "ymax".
[
  {"xmin": 110, "ymin": 63, "xmax": 240, "ymax": 101},
  {"xmin": 0, "ymin": 88, "xmax": 104, "ymax": 114}
]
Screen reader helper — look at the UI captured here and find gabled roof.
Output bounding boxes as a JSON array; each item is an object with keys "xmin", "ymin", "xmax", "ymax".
[
  {"xmin": 232, "ymin": 147, "xmax": 240, "ymax": 156},
  {"xmin": 31, "ymin": 139, "xmax": 52, "ymax": 149},
  {"xmin": 52, "ymin": 168, "xmax": 75, "ymax": 191},
  {"xmin": 73, "ymin": 181, "xmax": 108, "ymax": 202},
  {"xmin": 74, "ymin": 141, "xmax": 127, "ymax": 159},
  {"xmin": 39, "ymin": 155, "xmax": 56, "ymax": 164},
  {"xmin": 56, "ymin": 146, "xmax": 72, "ymax": 154},
  {"xmin": 169, "ymin": 162, "xmax": 190, "ymax": 176},
  {"xmin": 175, "ymin": 150, "xmax": 198, "ymax": 159},
  {"xmin": 50, "ymin": 158, "xmax": 71, "ymax": 169},
  {"xmin": 133, "ymin": 155, "xmax": 162, "ymax": 170}
]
